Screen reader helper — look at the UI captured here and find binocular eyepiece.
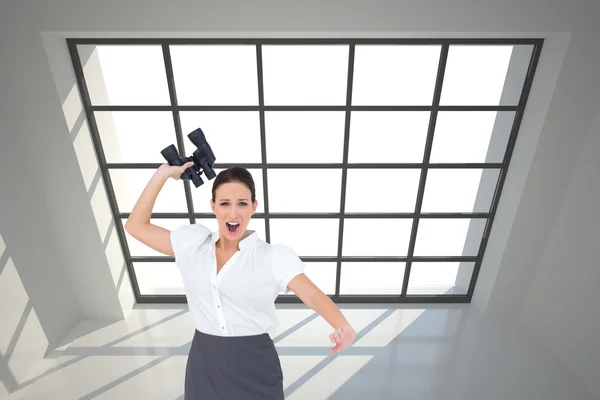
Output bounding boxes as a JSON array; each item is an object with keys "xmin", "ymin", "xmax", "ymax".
[{"xmin": 161, "ymin": 127, "xmax": 216, "ymax": 188}]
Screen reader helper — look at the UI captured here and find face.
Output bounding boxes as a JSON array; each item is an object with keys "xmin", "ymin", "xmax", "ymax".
[{"xmin": 210, "ymin": 182, "xmax": 258, "ymax": 241}]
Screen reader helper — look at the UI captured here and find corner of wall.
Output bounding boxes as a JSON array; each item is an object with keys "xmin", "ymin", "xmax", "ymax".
[
  {"xmin": 41, "ymin": 32, "xmax": 135, "ymax": 320},
  {"xmin": 470, "ymin": 32, "xmax": 571, "ymax": 316}
]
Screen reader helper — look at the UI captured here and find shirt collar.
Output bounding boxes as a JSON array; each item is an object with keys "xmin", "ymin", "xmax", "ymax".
[{"xmin": 210, "ymin": 230, "xmax": 258, "ymax": 251}]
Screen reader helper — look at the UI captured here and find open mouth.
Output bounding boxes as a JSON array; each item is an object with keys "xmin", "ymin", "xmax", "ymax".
[{"xmin": 226, "ymin": 222, "xmax": 240, "ymax": 234}]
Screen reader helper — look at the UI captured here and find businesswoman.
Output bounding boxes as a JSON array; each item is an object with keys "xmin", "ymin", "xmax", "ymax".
[{"xmin": 125, "ymin": 162, "xmax": 356, "ymax": 400}]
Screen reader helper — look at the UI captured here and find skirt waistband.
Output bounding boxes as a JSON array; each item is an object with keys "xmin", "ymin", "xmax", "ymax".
[{"xmin": 194, "ymin": 329, "xmax": 273, "ymax": 343}]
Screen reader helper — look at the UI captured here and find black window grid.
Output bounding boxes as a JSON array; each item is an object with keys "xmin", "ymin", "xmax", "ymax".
[{"xmin": 67, "ymin": 38, "xmax": 543, "ymax": 304}]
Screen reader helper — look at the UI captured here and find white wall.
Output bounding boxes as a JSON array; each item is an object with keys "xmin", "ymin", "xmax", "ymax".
[
  {"xmin": 0, "ymin": 228, "xmax": 77, "ymax": 398},
  {"xmin": 521, "ymin": 103, "xmax": 600, "ymax": 397},
  {"xmin": 42, "ymin": 34, "xmax": 136, "ymax": 319},
  {"xmin": 1, "ymin": 0, "xmax": 600, "ymax": 397},
  {"xmin": 476, "ymin": 28, "xmax": 600, "ymax": 321},
  {"xmin": 0, "ymin": 25, "xmax": 83, "ymax": 395}
]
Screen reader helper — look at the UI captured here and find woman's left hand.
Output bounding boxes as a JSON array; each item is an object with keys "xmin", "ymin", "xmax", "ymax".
[{"xmin": 329, "ymin": 325, "xmax": 356, "ymax": 354}]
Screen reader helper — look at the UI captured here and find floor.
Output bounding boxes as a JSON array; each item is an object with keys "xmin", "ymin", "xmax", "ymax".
[{"xmin": 10, "ymin": 304, "xmax": 597, "ymax": 400}]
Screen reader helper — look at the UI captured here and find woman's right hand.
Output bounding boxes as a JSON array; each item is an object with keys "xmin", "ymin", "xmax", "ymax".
[{"xmin": 157, "ymin": 161, "xmax": 195, "ymax": 180}]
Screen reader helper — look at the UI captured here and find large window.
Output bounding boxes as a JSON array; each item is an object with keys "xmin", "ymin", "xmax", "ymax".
[{"xmin": 68, "ymin": 38, "xmax": 542, "ymax": 304}]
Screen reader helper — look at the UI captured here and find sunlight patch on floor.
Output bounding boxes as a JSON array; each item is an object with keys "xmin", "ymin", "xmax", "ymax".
[
  {"xmin": 353, "ymin": 309, "xmax": 424, "ymax": 347},
  {"xmin": 24, "ymin": 355, "xmax": 163, "ymax": 400}
]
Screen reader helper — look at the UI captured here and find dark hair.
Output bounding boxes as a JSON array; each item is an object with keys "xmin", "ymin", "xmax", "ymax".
[{"xmin": 211, "ymin": 167, "xmax": 256, "ymax": 202}]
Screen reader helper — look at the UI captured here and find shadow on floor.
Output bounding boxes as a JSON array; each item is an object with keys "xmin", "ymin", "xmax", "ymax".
[{"xmin": 15, "ymin": 305, "xmax": 600, "ymax": 400}]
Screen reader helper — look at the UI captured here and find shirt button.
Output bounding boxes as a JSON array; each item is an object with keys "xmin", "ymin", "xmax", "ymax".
[{"xmin": 217, "ymin": 305, "xmax": 220, "ymax": 308}]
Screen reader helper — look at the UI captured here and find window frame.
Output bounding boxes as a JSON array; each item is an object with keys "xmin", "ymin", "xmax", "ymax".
[{"xmin": 67, "ymin": 38, "xmax": 543, "ymax": 304}]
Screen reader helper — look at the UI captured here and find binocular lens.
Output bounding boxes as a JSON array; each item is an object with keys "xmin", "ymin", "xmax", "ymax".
[
  {"xmin": 188, "ymin": 128, "xmax": 207, "ymax": 147},
  {"xmin": 161, "ymin": 145, "xmax": 181, "ymax": 165}
]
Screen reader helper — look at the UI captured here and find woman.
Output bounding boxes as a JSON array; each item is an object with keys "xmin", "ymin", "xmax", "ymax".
[{"xmin": 125, "ymin": 162, "xmax": 356, "ymax": 400}]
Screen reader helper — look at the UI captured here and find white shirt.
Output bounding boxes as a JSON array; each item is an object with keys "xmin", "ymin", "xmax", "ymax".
[{"xmin": 170, "ymin": 223, "xmax": 305, "ymax": 337}]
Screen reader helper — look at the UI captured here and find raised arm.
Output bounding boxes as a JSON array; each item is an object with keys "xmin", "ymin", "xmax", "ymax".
[{"xmin": 124, "ymin": 162, "xmax": 193, "ymax": 257}]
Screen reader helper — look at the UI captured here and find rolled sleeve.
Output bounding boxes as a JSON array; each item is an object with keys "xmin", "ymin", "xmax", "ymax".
[
  {"xmin": 271, "ymin": 244, "xmax": 305, "ymax": 294},
  {"xmin": 170, "ymin": 223, "xmax": 211, "ymax": 261}
]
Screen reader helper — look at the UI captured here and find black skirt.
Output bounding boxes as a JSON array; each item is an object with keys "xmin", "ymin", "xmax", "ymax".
[{"xmin": 185, "ymin": 329, "xmax": 284, "ymax": 400}]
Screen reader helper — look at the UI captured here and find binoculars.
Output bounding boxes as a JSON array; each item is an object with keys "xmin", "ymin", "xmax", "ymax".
[{"xmin": 161, "ymin": 127, "xmax": 216, "ymax": 187}]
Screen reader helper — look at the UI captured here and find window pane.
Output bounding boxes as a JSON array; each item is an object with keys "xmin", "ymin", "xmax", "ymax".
[
  {"xmin": 262, "ymin": 45, "xmax": 349, "ymax": 105},
  {"xmin": 134, "ymin": 262, "xmax": 184, "ymax": 295},
  {"xmin": 270, "ymin": 219, "xmax": 338, "ymax": 257},
  {"xmin": 340, "ymin": 262, "xmax": 405, "ymax": 295},
  {"xmin": 179, "ymin": 111, "xmax": 262, "ymax": 163},
  {"xmin": 124, "ymin": 218, "xmax": 189, "ymax": 256},
  {"xmin": 96, "ymin": 112, "xmax": 177, "ymax": 163},
  {"xmin": 414, "ymin": 219, "xmax": 486, "ymax": 256},
  {"xmin": 421, "ymin": 169, "xmax": 499, "ymax": 213},
  {"xmin": 192, "ymin": 168, "xmax": 264, "ymax": 213},
  {"xmin": 407, "ymin": 262, "xmax": 473, "ymax": 295},
  {"xmin": 430, "ymin": 112, "xmax": 515, "ymax": 163},
  {"xmin": 352, "ymin": 45, "xmax": 441, "ymax": 105},
  {"xmin": 440, "ymin": 45, "xmax": 533, "ymax": 106},
  {"xmin": 248, "ymin": 219, "xmax": 266, "ymax": 242},
  {"xmin": 194, "ymin": 218, "xmax": 218, "ymax": 233},
  {"xmin": 304, "ymin": 262, "xmax": 337, "ymax": 295},
  {"xmin": 80, "ymin": 45, "xmax": 170, "ymax": 106},
  {"xmin": 170, "ymin": 45, "xmax": 258, "ymax": 105},
  {"xmin": 345, "ymin": 169, "xmax": 421, "ymax": 212},
  {"xmin": 110, "ymin": 169, "xmax": 187, "ymax": 213},
  {"xmin": 348, "ymin": 112, "xmax": 430, "ymax": 163},
  {"xmin": 267, "ymin": 169, "xmax": 341, "ymax": 213},
  {"xmin": 265, "ymin": 112, "xmax": 345, "ymax": 163},
  {"xmin": 342, "ymin": 219, "xmax": 413, "ymax": 256}
]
